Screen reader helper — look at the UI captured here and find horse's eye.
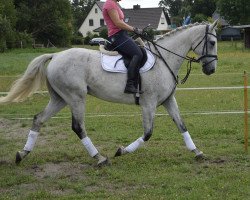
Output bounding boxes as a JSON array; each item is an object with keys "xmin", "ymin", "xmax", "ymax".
[{"xmin": 210, "ymin": 41, "xmax": 215, "ymax": 46}]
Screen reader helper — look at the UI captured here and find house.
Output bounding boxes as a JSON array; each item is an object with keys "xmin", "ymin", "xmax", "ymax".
[
  {"xmin": 212, "ymin": 11, "xmax": 229, "ymax": 27},
  {"xmin": 78, "ymin": 1, "xmax": 171, "ymax": 37},
  {"xmin": 122, "ymin": 5, "xmax": 171, "ymax": 32},
  {"xmin": 212, "ymin": 11, "xmax": 242, "ymax": 41},
  {"xmin": 232, "ymin": 25, "xmax": 250, "ymax": 48},
  {"xmin": 78, "ymin": 1, "xmax": 105, "ymax": 37},
  {"xmin": 220, "ymin": 26, "xmax": 241, "ymax": 40}
]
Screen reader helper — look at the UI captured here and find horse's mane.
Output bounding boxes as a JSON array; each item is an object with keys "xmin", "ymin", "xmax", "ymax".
[{"xmin": 155, "ymin": 22, "xmax": 209, "ymax": 42}]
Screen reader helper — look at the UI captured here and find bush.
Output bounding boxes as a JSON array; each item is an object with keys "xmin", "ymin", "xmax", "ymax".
[
  {"xmin": 193, "ymin": 14, "xmax": 207, "ymax": 23},
  {"xmin": 99, "ymin": 28, "xmax": 108, "ymax": 39},
  {"xmin": 145, "ymin": 28, "xmax": 156, "ymax": 40},
  {"xmin": 84, "ymin": 35, "xmax": 91, "ymax": 45},
  {"xmin": 83, "ymin": 32, "xmax": 100, "ymax": 45},
  {"xmin": 0, "ymin": 16, "xmax": 34, "ymax": 51},
  {"xmin": 71, "ymin": 33, "xmax": 83, "ymax": 45},
  {"xmin": 16, "ymin": 32, "xmax": 33, "ymax": 48}
]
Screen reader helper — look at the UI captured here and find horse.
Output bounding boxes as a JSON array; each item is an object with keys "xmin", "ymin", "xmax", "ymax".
[{"xmin": 0, "ymin": 21, "xmax": 218, "ymax": 166}]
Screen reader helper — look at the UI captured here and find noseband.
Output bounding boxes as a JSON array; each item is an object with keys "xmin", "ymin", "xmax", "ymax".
[{"xmin": 192, "ymin": 25, "xmax": 218, "ymax": 67}]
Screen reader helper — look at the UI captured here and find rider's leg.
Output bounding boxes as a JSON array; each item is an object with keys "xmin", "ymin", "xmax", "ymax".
[
  {"xmin": 124, "ymin": 55, "xmax": 141, "ymax": 94},
  {"xmin": 110, "ymin": 31, "xmax": 143, "ymax": 94}
]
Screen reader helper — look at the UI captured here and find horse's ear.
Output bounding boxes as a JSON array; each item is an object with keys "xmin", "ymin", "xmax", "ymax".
[{"xmin": 210, "ymin": 19, "xmax": 219, "ymax": 30}]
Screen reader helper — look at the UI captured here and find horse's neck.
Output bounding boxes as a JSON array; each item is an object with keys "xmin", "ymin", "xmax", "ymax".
[{"xmin": 155, "ymin": 27, "xmax": 197, "ymax": 75}]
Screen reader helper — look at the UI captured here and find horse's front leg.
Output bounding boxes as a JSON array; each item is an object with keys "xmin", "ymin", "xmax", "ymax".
[
  {"xmin": 115, "ymin": 104, "xmax": 156, "ymax": 156},
  {"xmin": 162, "ymin": 96, "xmax": 204, "ymax": 159}
]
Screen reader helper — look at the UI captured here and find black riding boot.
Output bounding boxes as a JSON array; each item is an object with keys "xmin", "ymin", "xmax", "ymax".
[{"xmin": 124, "ymin": 56, "xmax": 142, "ymax": 94}]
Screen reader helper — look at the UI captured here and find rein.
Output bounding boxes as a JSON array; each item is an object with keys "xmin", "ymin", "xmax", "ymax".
[{"xmin": 140, "ymin": 24, "xmax": 218, "ymax": 84}]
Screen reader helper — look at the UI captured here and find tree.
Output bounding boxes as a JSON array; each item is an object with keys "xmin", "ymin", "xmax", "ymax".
[
  {"xmin": 0, "ymin": 0, "xmax": 16, "ymax": 51},
  {"xmin": 14, "ymin": 0, "xmax": 72, "ymax": 47},
  {"xmin": 159, "ymin": 0, "xmax": 183, "ymax": 17},
  {"xmin": 159, "ymin": 0, "xmax": 185, "ymax": 26},
  {"xmin": 0, "ymin": 0, "xmax": 16, "ymax": 27},
  {"xmin": 0, "ymin": 16, "xmax": 13, "ymax": 51},
  {"xmin": 159, "ymin": 0, "xmax": 217, "ymax": 24},
  {"xmin": 217, "ymin": 0, "xmax": 250, "ymax": 25},
  {"xmin": 191, "ymin": 0, "xmax": 216, "ymax": 18}
]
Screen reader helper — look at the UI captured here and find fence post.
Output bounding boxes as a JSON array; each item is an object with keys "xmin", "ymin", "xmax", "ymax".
[{"xmin": 244, "ymin": 71, "xmax": 248, "ymax": 153}]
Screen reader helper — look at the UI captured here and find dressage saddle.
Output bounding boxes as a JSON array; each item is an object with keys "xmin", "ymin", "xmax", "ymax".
[{"xmin": 104, "ymin": 38, "xmax": 148, "ymax": 69}]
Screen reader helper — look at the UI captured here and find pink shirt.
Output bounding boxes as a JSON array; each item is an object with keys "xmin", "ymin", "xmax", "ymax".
[{"xmin": 103, "ymin": 0, "xmax": 124, "ymax": 37}]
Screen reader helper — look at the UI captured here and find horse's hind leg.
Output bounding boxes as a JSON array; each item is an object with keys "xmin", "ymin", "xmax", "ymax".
[
  {"xmin": 16, "ymin": 96, "xmax": 66, "ymax": 164},
  {"xmin": 162, "ymin": 96, "xmax": 204, "ymax": 159},
  {"xmin": 69, "ymin": 97, "xmax": 109, "ymax": 166}
]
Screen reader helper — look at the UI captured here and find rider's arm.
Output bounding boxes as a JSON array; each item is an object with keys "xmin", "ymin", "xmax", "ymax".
[{"xmin": 108, "ymin": 9, "xmax": 134, "ymax": 32}]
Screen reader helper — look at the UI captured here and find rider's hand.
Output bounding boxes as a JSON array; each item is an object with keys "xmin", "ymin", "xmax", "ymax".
[{"xmin": 133, "ymin": 27, "xmax": 143, "ymax": 35}]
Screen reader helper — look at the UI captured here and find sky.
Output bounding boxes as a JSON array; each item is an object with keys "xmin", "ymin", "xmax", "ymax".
[{"xmin": 118, "ymin": 0, "xmax": 161, "ymax": 8}]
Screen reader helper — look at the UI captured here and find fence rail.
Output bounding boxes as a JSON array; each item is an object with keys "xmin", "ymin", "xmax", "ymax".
[{"xmin": 0, "ymin": 86, "xmax": 249, "ymax": 95}]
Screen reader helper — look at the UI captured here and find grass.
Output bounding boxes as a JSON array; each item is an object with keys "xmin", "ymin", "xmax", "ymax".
[{"xmin": 0, "ymin": 41, "xmax": 249, "ymax": 199}]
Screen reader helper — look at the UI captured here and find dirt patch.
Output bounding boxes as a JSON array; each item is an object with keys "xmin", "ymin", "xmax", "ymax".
[
  {"xmin": 210, "ymin": 158, "xmax": 226, "ymax": 164},
  {"xmin": 0, "ymin": 160, "xmax": 12, "ymax": 165},
  {"xmin": 28, "ymin": 162, "xmax": 89, "ymax": 181},
  {"xmin": 0, "ymin": 118, "xmax": 11, "ymax": 130},
  {"xmin": 21, "ymin": 183, "xmax": 75, "ymax": 196},
  {"xmin": 0, "ymin": 118, "xmax": 28, "ymax": 139}
]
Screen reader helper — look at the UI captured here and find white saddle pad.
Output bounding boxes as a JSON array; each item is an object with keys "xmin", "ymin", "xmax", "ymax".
[{"xmin": 101, "ymin": 48, "xmax": 155, "ymax": 73}]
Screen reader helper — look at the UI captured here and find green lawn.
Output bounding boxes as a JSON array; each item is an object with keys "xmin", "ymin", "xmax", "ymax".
[{"xmin": 0, "ymin": 41, "xmax": 249, "ymax": 199}]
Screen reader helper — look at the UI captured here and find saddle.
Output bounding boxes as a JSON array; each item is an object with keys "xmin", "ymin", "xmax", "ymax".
[
  {"xmin": 100, "ymin": 38, "xmax": 156, "ymax": 105},
  {"xmin": 100, "ymin": 37, "xmax": 155, "ymax": 73}
]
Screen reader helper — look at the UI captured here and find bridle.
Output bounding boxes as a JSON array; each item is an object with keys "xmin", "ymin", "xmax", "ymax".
[
  {"xmin": 192, "ymin": 25, "xmax": 218, "ymax": 67},
  {"xmin": 141, "ymin": 24, "xmax": 218, "ymax": 84}
]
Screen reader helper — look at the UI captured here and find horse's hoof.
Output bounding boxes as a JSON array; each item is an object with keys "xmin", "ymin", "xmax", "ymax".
[
  {"xmin": 195, "ymin": 152, "xmax": 205, "ymax": 160},
  {"xmin": 115, "ymin": 147, "xmax": 122, "ymax": 157},
  {"xmin": 15, "ymin": 150, "xmax": 29, "ymax": 165},
  {"xmin": 15, "ymin": 151, "xmax": 22, "ymax": 164},
  {"xmin": 114, "ymin": 146, "xmax": 126, "ymax": 157},
  {"xmin": 97, "ymin": 157, "xmax": 110, "ymax": 167}
]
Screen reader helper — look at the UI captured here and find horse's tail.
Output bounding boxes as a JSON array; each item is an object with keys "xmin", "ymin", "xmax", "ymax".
[{"xmin": 0, "ymin": 54, "xmax": 54, "ymax": 104}]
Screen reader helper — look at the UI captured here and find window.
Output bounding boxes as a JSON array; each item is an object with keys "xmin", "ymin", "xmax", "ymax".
[
  {"xmin": 89, "ymin": 19, "xmax": 94, "ymax": 26},
  {"xmin": 124, "ymin": 17, "xmax": 130, "ymax": 23},
  {"xmin": 95, "ymin": 8, "xmax": 98, "ymax": 13},
  {"xmin": 161, "ymin": 17, "xmax": 165, "ymax": 24},
  {"xmin": 100, "ymin": 19, "xmax": 104, "ymax": 26}
]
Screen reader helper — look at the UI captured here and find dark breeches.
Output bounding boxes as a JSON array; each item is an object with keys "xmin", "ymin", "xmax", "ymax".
[{"xmin": 108, "ymin": 30, "xmax": 143, "ymax": 64}]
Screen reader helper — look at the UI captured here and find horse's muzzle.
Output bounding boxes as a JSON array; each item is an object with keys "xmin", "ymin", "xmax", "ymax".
[
  {"xmin": 201, "ymin": 56, "xmax": 217, "ymax": 75},
  {"xmin": 202, "ymin": 64, "xmax": 215, "ymax": 75}
]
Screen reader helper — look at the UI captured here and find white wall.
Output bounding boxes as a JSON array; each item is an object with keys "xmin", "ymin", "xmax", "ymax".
[
  {"xmin": 79, "ymin": 4, "xmax": 104, "ymax": 37},
  {"xmin": 157, "ymin": 11, "xmax": 170, "ymax": 31}
]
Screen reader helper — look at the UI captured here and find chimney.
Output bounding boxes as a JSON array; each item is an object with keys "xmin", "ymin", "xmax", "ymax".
[{"xmin": 133, "ymin": 4, "xmax": 141, "ymax": 10}]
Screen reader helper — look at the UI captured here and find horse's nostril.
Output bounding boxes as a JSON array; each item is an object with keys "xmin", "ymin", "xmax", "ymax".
[{"xmin": 211, "ymin": 68, "xmax": 215, "ymax": 73}]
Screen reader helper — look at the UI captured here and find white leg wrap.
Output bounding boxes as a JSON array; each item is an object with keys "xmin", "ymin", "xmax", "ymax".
[
  {"xmin": 81, "ymin": 137, "xmax": 98, "ymax": 157},
  {"xmin": 182, "ymin": 131, "xmax": 196, "ymax": 151},
  {"xmin": 23, "ymin": 130, "xmax": 39, "ymax": 152},
  {"xmin": 125, "ymin": 137, "xmax": 144, "ymax": 153}
]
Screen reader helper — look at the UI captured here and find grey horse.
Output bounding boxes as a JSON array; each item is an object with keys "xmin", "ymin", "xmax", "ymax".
[{"xmin": 0, "ymin": 21, "xmax": 218, "ymax": 166}]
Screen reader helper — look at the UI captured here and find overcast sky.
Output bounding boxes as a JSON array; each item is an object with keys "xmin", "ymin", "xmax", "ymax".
[{"xmin": 118, "ymin": 0, "xmax": 161, "ymax": 8}]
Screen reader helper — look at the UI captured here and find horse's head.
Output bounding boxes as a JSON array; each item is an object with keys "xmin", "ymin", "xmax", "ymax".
[{"xmin": 192, "ymin": 20, "xmax": 218, "ymax": 75}]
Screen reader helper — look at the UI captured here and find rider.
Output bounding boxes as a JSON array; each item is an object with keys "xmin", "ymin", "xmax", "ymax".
[{"xmin": 103, "ymin": 0, "xmax": 143, "ymax": 94}]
